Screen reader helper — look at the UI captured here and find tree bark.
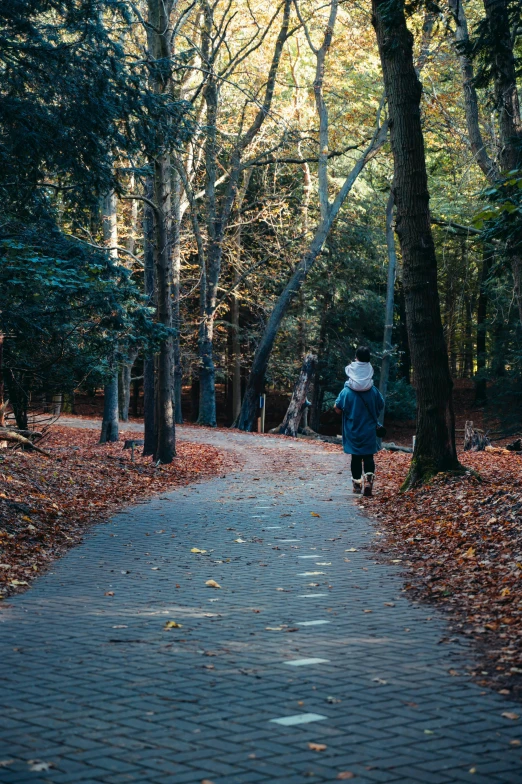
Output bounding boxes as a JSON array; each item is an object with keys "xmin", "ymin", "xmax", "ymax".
[
  {"xmin": 379, "ymin": 191, "xmax": 397, "ymax": 417},
  {"xmin": 120, "ymin": 346, "xmax": 138, "ymax": 422},
  {"xmin": 396, "ymin": 279, "xmax": 411, "ymax": 383},
  {"xmin": 372, "ymin": 0, "xmax": 460, "ymax": 486},
  {"xmin": 99, "ymin": 371, "xmax": 119, "ymax": 443},
  {"xmin": 143, "ymin": 180, "xmax": 156, "ymax": 457},
  {"xmin": 448, "ymin": 0, "xmax": 499, "ymax": 181},
  {"xmin": 100, "ymin": 190, "xmax": 120, "ymax": 444},
  {"xmin": 279, "ymin": 354, "xmax": 317, "ymax": 437},
  {"xmin": 51, "ymin": 394, "xmax": 63, "ymax": 417},
  {"xmin": 172, "ymin": 169, "xmax": 183, "ymax": 424},
  {"xmin": 231, "ymin": 285, "xmax": 241, "ymax": 422},
  {"xmin": 475, "ymin": 246, "xmax": 492, "ymax": 405},
  {"xmin": 463, "ymin": 294, "xmax": 474, "ymax": 378},
  {"xmin": 148, "ymin": 0, "xmax": 176, "ymax": 462}
]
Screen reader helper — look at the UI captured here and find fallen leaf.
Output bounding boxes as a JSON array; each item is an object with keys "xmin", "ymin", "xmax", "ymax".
[
  {"xmin": 0, "ymin": 761, "xmax": 14, "ymax": 768},
  {"xmin": 234, "ymin": 538, "xmax": 246, "ymax": 543},
  {"xmin": 308, "ymin": 743, "xmax": 327, "ymax": 751},
  {"xmin": 28, "ymin": 761, "xmax": 53, "ymax": 772},
  {"xmin": 311, "ymin": 512, "xmax": 321, "ymax": 518},
  {"xmin": 509, "ymin": 739, "xmax": 521, "ymax": 746},
  {"xmin": 205, "ymin": 580, "xmax": 221, "ymax": 589},
  {"xmin": 337, "ymin": 774, "xmax": 355, "ymax": 780},
  {"xmin": 191, "ymin": 548, "xmax": 207, "ymax": 554},
  {"xmin": 345, "ymin": 548, "xmax": 358, "ymax": 552},
  {"xmin": 104, "ymin": 591, "xmax": 114, "ymax": 596},
  {"xmin": 502, "ymin": 712, "xmax": 519, "ymax": 720},
  {"xmin": 265, "ymin": 626, "xmax": 284, "ymax": 631},
  {"xmin": 164, "ymin": 621, "xmax": 182, "ymax": 629}
]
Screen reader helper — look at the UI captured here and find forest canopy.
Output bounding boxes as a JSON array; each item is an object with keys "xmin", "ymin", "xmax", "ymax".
[{"xmin": 0, "ymin": 0, "xmax": 521, "ymax": 470}]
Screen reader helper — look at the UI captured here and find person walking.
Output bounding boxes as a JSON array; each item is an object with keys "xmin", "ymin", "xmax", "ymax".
[{"xmin": 334, "ymin": 346, "xmax": 385, "ymax": 497}]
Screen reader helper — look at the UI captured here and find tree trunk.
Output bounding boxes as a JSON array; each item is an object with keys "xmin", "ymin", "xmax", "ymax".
[
  {"xmin": 448, "ymin": 0, "xmax": 499, "ymax": 181},
  {"xmin": 6, "ymin": 371, "xmax": 28, "ymax": 430},
  {"xmin": 172, "ymin": 169, "xmax": 183, "ymax": 425},
  {"xmin": 379, "ymin": 191, "xmax": 397, "ymax": 417},
  {"xmin": 463, "ymin": 295, "xmax": 474, "ymax": 378},
  {"xmin": 127, "ymin": 172, "xmax": 139, "ymax": 254},
  {"xmin": 99, "ymin": 371, "xmax": 119, "ymax": 443},
  {"xmin": 132, "ymin": 373, "xmax": 140, "ymax": 418},
  {"xmin": 231, "ymin": 286, "xmax": 241, "ymax": 422},
  {"xmin": 372, "ymin": 0, "xmax": 460, "ymax": 486},
  {"xmin": 148, "ymin": 0, "xmax": 176, "ymax": 462},
  {"xmin": 475, "ymin": 247, "xmax": 491, "ymax": 405},
  {"xmin": 0, "ymin": 335, "xmax": 5, "ymax": 427},
  {"xmin": 229, "ymin": 169, "xmax": 251, "ymax": 424},
  {"xmin": 396, "ymin": 279, "xmax": 411, "ymax": 383},
  {"xmin": 190, "ymin": 374, "xmax": 199, "ymax": 422},
  {"xmin": 197, "ymin": 319, "xmax": 216, "ymax": 427},
  {"xmin": 143, "ymin": 180, "xmax": 155, "ymax": 457},
  {"xmin": 100, "ymin": 190, "xmax": 120, "ymax": 443},
  {"xmin": 279, "ymin": 354, "xmax": 317, "ymax": 437},
  {"xmin": 51, "ymin": 394, "xmax": 63, "ymax": 417},
  {"xmin": 120, "ymin": 347, "xmax": 138, "ymax": 422},
  {"xmin": 482, "ymin": 0, "xmax": 522, "ymax": 322},
  {"xmin": 237, "ymin": 124, "xmax": 388, "ymax": 431}
]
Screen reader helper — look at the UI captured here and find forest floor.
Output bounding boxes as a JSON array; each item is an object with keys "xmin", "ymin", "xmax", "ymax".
[
  {"xmin": 0, "ymin": 425, "xmax": 235, "ymax": 600},
  {"xmin": 362, "ymin": 449, "xmax": 522, "ymax": 695}
]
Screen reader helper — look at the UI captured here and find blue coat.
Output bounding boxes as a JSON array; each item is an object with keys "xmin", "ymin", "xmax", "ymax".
[{"xmin": 335, "ymin": 383, "xmax": 385, "ymax": 455}]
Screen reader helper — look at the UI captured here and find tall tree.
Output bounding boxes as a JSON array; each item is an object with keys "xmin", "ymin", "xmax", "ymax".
[
  {"xmin": 372, "ymin": 0, "xmax": 460, "ymax": 486},
  {"xmin": 100, "ymin": 191, "xmax": 120, "ymax": 444},
  {"xmin": 147, "ymin": 0, "xmax": 176, "ymax": 462}
]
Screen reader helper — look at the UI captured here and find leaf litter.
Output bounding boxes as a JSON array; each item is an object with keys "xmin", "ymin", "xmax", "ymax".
[{"xmin": 359, "ymin": 449, "xmax": 522, "ymax": 696}]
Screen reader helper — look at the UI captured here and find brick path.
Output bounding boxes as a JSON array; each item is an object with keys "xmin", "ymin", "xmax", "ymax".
[{"xmin": 1, "ymin": 427, "xmax": 521, "ymax": 784}]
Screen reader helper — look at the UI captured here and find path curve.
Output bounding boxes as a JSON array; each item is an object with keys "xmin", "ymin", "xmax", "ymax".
[{"xmin": 1, "ymin": 426, "xmax": 521, "ymax": 783}]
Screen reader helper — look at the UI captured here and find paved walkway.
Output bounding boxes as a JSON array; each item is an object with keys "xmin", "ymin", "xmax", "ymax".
[{"xmin": 1, "ymin": 428, "xmax": 521, "ymax": 784}]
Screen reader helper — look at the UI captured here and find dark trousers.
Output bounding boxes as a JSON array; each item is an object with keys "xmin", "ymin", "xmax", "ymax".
[{"xmin": 351, "ymin": 454, "xmax": 375, "ymax": 480}]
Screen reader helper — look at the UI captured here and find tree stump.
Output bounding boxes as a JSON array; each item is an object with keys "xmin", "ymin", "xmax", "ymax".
[
  {"xmin": 278, "ymin": 354, "xmax": 317, "ymax": 437},
  {"xmin": 463, "ymin": 420, "xmax": 490, "ymax": 451}
]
